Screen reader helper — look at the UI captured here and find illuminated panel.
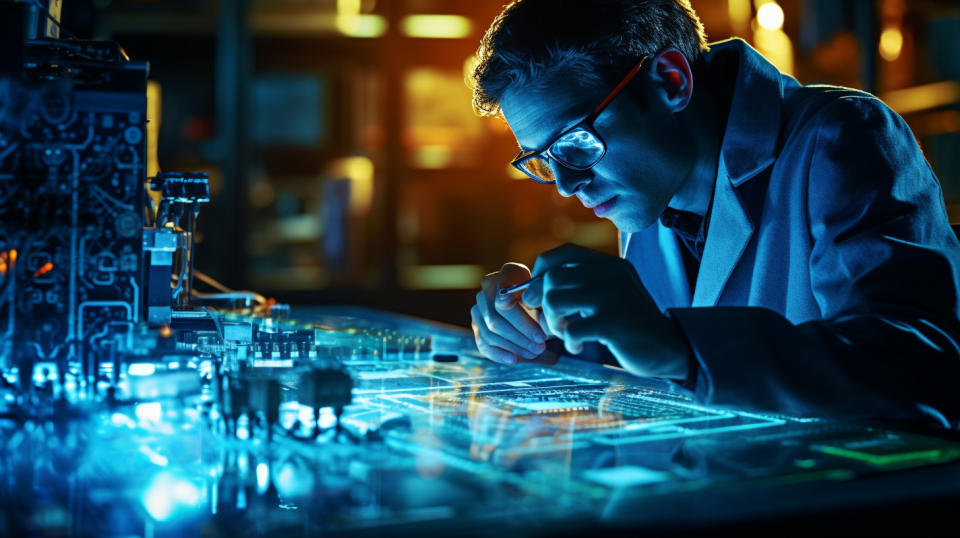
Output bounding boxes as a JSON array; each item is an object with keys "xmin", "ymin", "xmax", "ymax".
[{"xmin": 814, "ymin": 433, "xmax": 960, "ymax": 467}]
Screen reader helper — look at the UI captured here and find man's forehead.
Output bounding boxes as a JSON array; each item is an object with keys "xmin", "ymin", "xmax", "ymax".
[{"xmin": 501, "ymin": 81, "xmax": 607, "ymax": 151}]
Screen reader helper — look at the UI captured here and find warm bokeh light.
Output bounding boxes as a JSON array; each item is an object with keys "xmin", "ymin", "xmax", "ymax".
[
  {"xmin": 879, "ymin": 26, "xmax": 904, "ymax": 62},
  {"xmin": 401, "ymin": 15, "xmax": 472, "ymax": 39},
  {"xmin": 728, "ymin": 0, "xmax": 752, "ymax": 36},
  {"xmin": 326, "ymin": 156, "xmax": 375, "ymax": 213},
  {"xmin": 882, "ymin": 81, "xmax": 960, "ymax": 115},
  {"xmin": 100, "ymin": 0, "xmax": 960, "ymax": 317},
  {"xmin": 756, "ymin": 2, "xmax": 784, "ymax": 31},
  {"xmin": 400, "ymin": 264, "xmax": 484, "ymax": 289},
  {"xmin": 337, "ymin": 0, "xmax": 361, "ymax": 17},
  {"xmin": 335, "ymin": 14, "xmax": 387, "ymax": 38}
]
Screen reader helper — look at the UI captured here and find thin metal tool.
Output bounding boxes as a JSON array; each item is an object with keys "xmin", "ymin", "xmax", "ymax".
[{"xmin": 498, "ymin": 275, "xmax": 542, "ymax": 296}]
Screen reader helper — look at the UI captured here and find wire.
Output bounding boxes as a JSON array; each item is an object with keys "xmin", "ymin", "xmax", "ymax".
[
  {"xmin": 194, "ymin": 270, "xmax": 268, "ymax": 304},
  {"xmin": 199, "ymin": 306, "xmax": 225, "ymax": 342},
  {"xmin": 30, "ymin": 0, "xmax": 78, "ymax": 41},
  {"xmin": 194, "ymin": 270, "xmax": 232, "ymax": 293}
]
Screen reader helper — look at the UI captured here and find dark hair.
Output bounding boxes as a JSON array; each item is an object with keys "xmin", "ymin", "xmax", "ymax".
[{"xmin": 470, "ymin": 0, "xmax": 709, "ymax": 116}]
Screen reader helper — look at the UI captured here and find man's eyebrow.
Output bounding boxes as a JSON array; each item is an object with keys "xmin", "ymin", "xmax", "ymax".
[{"xmin": 519, "ymin": 108, "xmax": 589, "ymax": 152}]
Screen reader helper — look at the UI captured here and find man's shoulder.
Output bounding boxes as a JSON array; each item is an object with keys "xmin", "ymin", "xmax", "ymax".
[{"xmin": 780, "ymin": 84, "xmax": 907, "ymax": 147}]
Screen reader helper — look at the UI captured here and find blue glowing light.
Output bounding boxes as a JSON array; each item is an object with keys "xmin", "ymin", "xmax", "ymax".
[
  {"xmin": 256, "ymin": 462, "xmax": 270, "ymax": 494},
  {"xmin": 318, "ymin": 407, "xmax": 337, "ymax": 429},
  {"xmin": 135, "ymin": 402, "xmax": 163, "ymax": 423},
  {"xmin": 141, "ymin": 471, "xmax": 202, "ymax": 522},
  {"xmin": 128, "ymin": 363, "xmax": 156, "ymax": 376}
]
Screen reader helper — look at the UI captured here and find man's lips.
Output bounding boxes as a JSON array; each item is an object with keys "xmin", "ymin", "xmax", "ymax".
[{"xmin": 588, "ymin": 196, "xmax": 619, "ymax": 216}]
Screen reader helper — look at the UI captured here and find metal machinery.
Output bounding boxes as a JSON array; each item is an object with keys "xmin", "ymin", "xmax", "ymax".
[{"xmin": 2, "ymin": 2, "xmax": 960, "ymax": 537}]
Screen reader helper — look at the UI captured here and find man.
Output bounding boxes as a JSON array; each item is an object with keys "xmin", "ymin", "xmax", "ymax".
[{"xmin": 468, "ymin": 0, "xmax": 960, "ymax": 426}]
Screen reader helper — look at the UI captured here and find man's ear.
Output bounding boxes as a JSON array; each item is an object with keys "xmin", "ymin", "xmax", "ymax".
[{"xmin": 649, "ymin": 48, "xmax": 693, "ymax": 112}]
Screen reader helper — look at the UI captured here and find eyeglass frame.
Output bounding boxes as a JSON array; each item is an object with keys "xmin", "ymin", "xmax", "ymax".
[{"xmin": 509, "ymin": 55, "xmax": 650, "ymax": 184}]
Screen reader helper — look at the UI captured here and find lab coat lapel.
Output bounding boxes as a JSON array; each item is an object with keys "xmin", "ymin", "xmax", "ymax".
[
  {"xmin": 692, "ymin": 164, "xmax": 753, "ymax": 307},
  {"xmin": 690, "ymin": 39, "xmax": 785, "ymax": 306}
]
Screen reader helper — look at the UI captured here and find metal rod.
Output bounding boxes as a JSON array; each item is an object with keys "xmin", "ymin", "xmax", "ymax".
[{"xmin": 498, "ymin": 275, "xmax": 542, "ymax": 296}]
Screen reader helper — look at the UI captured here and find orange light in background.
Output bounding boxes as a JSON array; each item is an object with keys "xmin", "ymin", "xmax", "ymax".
[
  {"xmin": 325, "ymin": 156, "xmax": 375, "ymax": 213},
  {"xmin": 752, "ymin": 1, "xmax": 794, "ymax": 76},
  {"xmin": 159, "ymin": 324, "xmax": 173, "ymax": 338},
  {"xmin": 34, "ymin": 262, "xmax": 54, "ymax": 277},
  {"xmin": 728, "ymin": 0, "xmax": 752, "ymax": 38},
  {"xmin": 756, "ymin": 2, "xmax": 784, "ymax": 31},
  {"xmin": 404, "ymin": 67, "xmax": 484, "ymax": 169},
  {"xmin": 879, "ymin": 26, "xmax": 904, "ymax": 62},
  {"xmin": 1, "ymin": 250, "xmax": 14, "ymax": 274},
  {"xmin": 881, "ymin": 81, "xmax": 960, "ymax": 115}
]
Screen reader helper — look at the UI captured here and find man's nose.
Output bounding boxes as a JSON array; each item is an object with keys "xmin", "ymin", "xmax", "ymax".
[{"xmin": 553, "ymin": 165, "xmax": 591, "ymax": 197}]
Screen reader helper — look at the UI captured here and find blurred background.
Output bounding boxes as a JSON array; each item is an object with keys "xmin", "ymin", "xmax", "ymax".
[{"xmin": 59, "ymin": 0, "xmax": 960, "ymax": 325}]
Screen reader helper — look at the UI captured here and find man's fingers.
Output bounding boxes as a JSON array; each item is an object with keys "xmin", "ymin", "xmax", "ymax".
[
  {"xmin": 562, "ymin": 315, "xmax": 606, "ymax": 355},
  {"xmin": 537, "ymin": 310, "xmax": 558, "ymax": 339},
  {"xmin": 476, "ymin": 291, "xmax": 543, "ymax": 355},
  {"xmin": 498, "ymin": 262, "xmax": 532, "ymax": 286},
  {"xmin": 482, "ymin": 263, "xmax": 531, "ymax": 299},
  {"xmin": 542, "ymin": 261, "xmax": 621, "ymax": 290},
  {"xmin": 474, "ymin": 333, "xmax": 519, "ymax": 365},
  {"xmin": 471, "ymin": 308, "xmax": 518, "ymax": 365},
  {"xmin": 526, "ymin": 244, "xmax": 617, "ymax": 307},
  {"xmin": 541, "ymin": 287, "xmax": 608, "ymax": 351},
  {"xmin": 531, "ymin": 243, "xmax": 612, "ymax": 279},
  {"xmin": 542, "ymin": 287, "xmax": 602, "ymax": 321},
  {"xmin": 497, "ymin": 302, "xmax": 548, "ymax": 344},
  {"xmin": 520, "ymin": 276, "xmax": 544, "ymax": 309},
  {"xmin": 471, "ymin": 304, "xmax": 537, "ymax": 360}
]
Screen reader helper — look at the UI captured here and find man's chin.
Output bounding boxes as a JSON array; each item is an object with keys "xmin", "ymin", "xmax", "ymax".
[{"xmin": 607, "ymin": 212, "xmax": 658, "ymax": 234}]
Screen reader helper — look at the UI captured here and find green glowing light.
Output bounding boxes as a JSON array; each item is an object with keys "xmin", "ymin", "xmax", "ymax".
[
  {"xmin": 399, "ymin": 264, "xmax": 484, "ymax": 289},
  {"xmin": 815, "ymin": 445, "xmax": 948, "ymax": 466}
]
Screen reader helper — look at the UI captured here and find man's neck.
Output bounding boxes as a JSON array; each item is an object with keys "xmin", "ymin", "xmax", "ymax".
[{"xmin": 667, "ymin": 65, "xmax": 733, "ymax": 218}]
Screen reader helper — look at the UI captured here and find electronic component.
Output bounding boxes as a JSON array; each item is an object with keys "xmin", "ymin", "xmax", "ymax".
[
  {"xmin": 0, "ymin": 32, "xmax": 148, "ymax": 394},
  {"xmin": 2, "ymin": 5, "xmax": 960, "ymax": 537}
]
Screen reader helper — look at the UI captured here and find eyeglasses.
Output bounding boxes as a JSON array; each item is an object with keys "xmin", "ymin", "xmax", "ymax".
[{"xmin": 510, "ymin": 56, "xmax": 649, "ymax": 184}]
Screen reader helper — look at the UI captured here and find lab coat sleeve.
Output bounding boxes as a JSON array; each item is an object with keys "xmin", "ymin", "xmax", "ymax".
[{"xmin": 669, "ymin": 96, "xmax": 960, "ymax": 426}]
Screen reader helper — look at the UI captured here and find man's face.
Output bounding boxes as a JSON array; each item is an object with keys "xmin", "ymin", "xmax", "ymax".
[{"xmin": 501, "ymin": 74, "xmax": 695, "ymax": 233}]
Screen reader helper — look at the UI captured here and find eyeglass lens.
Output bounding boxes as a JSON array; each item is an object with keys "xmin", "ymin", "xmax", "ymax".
[
  {"xmin": 550, "ymin": 128, "xmax": 605, "ymax": 168},
  {"xmin": 520, "ymin": 155, "xmax": 555, "ymax": 183},
  {"xmin": 519, "ymin": 126, "xmax": 606, "ymax": 182}
]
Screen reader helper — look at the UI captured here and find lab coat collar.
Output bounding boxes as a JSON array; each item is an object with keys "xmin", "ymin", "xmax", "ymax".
[
  {"xmin": 692, "ymin": 40, "xmax": 788, "ymax": 305},
  {"xmin": 623, "ymin": 39, "xmax": 787, "ymax": 308},
  {"xmin": 709, "ymin": 38, "xmax": 786, "ymax": 187}
]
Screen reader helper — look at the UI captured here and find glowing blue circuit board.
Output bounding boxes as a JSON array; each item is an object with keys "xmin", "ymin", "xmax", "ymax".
[{"xmin": 2, "ymin": 307, "xmax": 959, "ymax": 536}]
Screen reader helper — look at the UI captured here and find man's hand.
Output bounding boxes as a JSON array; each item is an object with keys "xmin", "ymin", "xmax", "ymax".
[
  {"xmin": 521, "ymin": 243, "xmax": 692, "ymax": 379},
  {"xmin": 470, "ymin": 262, "xmax": 549, "ymax": 365}
]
